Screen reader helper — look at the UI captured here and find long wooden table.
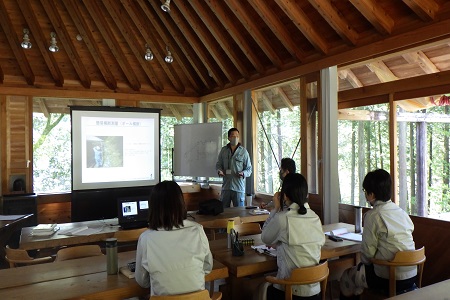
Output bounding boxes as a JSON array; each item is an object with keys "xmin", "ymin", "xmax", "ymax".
[
  {"xmin": 19, "ymin": 207, "xmax": 269, "ymax": 250},
  {"xmin": 0, "ymin": 250, "xmax": 228, "ymax": 300},
  {"xmin": 387, "ymin": 279, "xmax": 450, "ymax": 299},
  {"xmin": 209, "ymin": 223, "xmax": 361, "ymax": 300},
  {"xmin": 0, "ymin": 214, "xmax": 34, "ymax": 267}
]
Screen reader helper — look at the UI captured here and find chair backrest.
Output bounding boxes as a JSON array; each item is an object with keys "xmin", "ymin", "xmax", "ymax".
[
  {"xmin": 113, "ymin": 227, "xmax": 147, "ymax": 243},
  {"xmin": 371, "ymin": 246, "xmax": 426, "ymax": 297},
  {"xmin": 5, "ymin": 245, "xmax": 53, "ymax": 268},
  {"xmin": 233, "ymin": 223, "xmax": 262, "ymax": 236},
  {"xmin": 54, "ymin": 245, "xmax": 104, "ymax": 262},
  {"xmin": 202, "ymin": 217, "xmax": 242, "ymax": 240},
  {"xmin": 150, "ymin": 289, "xmax": 222, "ymax": 300},
  {"xmin": 265, "ymin": 260, "xmax": 329, "ymax": 300}
]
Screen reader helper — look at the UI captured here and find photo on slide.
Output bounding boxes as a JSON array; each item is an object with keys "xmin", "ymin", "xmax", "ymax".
[{"xmin": 85, "ymin": 136, "xmax": 124, "ymax": 168}]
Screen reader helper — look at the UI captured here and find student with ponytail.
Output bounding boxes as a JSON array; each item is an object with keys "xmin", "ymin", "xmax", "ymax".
[{"xmin": 260, "ymin": 173, "xmax": 325, "ymax": 300}]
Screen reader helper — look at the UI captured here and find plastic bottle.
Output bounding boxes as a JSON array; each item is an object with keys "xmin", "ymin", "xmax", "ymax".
[{"xmin": 106, "ymin": 238, "xmax": 118, "ymax": 275}]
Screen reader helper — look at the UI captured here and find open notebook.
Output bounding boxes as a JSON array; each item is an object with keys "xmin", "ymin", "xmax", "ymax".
[{"xmin": 324, "ymin": 227, "xmax": 362, "ymax": 242}]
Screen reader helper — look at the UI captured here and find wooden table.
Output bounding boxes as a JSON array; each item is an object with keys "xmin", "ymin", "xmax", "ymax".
[
  {"xmin": 0, "ymin": 250, "xmax": 228, "ymax": 300},
  {"xmin": 0, "ymin": 214, "xmax": 34, "ymax": 267},
  {"xmin": 209, "ymin": 223, "xmax": 361, "ymax": 300},
  {"xmin": 387, "ymin": 279, "xmax": 450, "ymax": 299},
  {"xmin": 19, "ymin": 207, "xmax": 268, "ymax": 250}
]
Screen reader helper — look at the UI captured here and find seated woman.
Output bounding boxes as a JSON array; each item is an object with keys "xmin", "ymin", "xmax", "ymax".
[
  {"xmin": 135, "ymin": 181, "xmax": 213, "ymax": 296},
  {"xmin": 260, "ymin": 173, "xmax": 325, "ymax": 300},
  {"xmin": 340, "ymin": 169, "xmax": 416, "ymax": 299}
]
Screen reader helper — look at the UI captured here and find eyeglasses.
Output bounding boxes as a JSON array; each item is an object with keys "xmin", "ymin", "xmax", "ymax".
[{"xmin": 362, "ymin": 188, "xmax": 366, "ymax": 194}]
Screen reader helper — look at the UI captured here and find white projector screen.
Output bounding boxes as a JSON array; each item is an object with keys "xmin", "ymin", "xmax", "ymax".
[{"xmin": 71, "ymin": 106, "xmax": 160, "ymax": 190}]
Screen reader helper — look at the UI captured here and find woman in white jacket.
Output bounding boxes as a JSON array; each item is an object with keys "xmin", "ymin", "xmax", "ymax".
[{"xmin": 135, "ymin": 181, "xmax": 213, "ymax": 296}]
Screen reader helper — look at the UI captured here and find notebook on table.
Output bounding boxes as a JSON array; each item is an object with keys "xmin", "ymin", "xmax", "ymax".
[{"xmin": 117, "ymin": 196, "xmax": 149, "ymax": 230}]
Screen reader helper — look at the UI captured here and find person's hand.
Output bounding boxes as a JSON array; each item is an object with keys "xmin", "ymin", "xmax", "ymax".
[
  {"xmin": 273, "ymin": 192, "xmax": 282, "ymax": 211},
  {"xmin": 237, "ymin": 171, "xmax": 244, "ymax": 178},
  {"xmin": 259, "ymin": 202, "xmax": 268, "ymax": 209},
  {"xmin": 218, "ymin": 170, "xmax": 224, "ymax": 177}
]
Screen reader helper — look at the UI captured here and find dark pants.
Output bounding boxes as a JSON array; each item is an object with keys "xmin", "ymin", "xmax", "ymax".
[
  {"xmin": 267, "ymin": 285, "xmax": 321, "ymax": 300},
  {"xmin": 365, "ymin": 263, "xmax": 417, "ymax": 295}
]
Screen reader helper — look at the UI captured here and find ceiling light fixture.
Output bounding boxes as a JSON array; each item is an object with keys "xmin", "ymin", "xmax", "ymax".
[
  {"xmin": 161, "ymin": 0, "xmax": 171, "ymax": 13},
  {"xmin": 165, "ymin": 46, "xmax": 173, "ymax": 63},
  {"xmin": 49, "ymin": 32, "xmax": 59, "ymax": 52},
  {"xmin": 144, "ymin": 44, "xmax": 154, "ymax": 61},
  {"xmin": 21, "ymin": 28, "xmax": 32, "ymax": 49}
]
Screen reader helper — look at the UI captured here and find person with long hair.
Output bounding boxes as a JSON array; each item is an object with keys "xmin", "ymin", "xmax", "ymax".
[
  {"xmin": 135, "ymin": 181, "xmax": 213, "ymax": 296},
  {"xmin": 260, "ymin": 173, "xmax": 325, "ymax": 299}
]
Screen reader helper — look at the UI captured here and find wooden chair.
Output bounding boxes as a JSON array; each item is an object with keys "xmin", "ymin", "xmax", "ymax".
[
  {"xmin": 5, "ymin": 245, "xmax": 53, "ymax": 268},
  {"xmin": 150, "ymin": 289, "xmax": 222, "ymax": 300},
  {"xmin": 202, "ymin": 217, "xmax": 241, "ymax": 240},
  {"xmin": 233, "ymin": 222, "xmax": 262, "ymax": 236},
  {"xmin": 370, "ymin": 246, "xmax": 426, "ymax": 297},
  {"xmin": 265, "ymin": 260, "xmax": 329, "ymax": 300},
  {"xmin": 54, "ymin": 245, "xmax": 104, "ymax": 262},
  {"xmin": 113, "ymin": 227, "xmax": 147, "ymax": 243}
]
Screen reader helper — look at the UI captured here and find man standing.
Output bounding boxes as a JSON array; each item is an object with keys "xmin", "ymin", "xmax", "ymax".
[{"xmin": 216, "ymin": 128, "xmax": 252, "ymax": 207}]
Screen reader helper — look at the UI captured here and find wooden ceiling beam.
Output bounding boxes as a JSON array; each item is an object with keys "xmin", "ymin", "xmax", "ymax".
[
  {"xmin": 402, "ymin": 0, "xmax": 439, "ymax": 21},
  {"xmin": 402, "ymin": 51, "xmax": 440, "ymax": 74},
  {"xmin": 308, "ymin": 0, "xmax": 359, "ymax": 46},
  {"xmin": 339, "ymin": 70, "xmax": 363, "ymax": 88},
  {"xmin": 225, "ymin": 0, "xmax": 283, "ymax": 68},
  {"xmin": 0, "ymin": 1, "xmax": 34, "ymax": 85},
  {"xmin": 38, "ymin": 99, "xmax": 50, "ymax": 118},
  {"xmin": 189, "ymin": 1, "xmax": 250, "ymax": 80},
  {"xmin": 176, "ymin": 1, "xmax": 238, "ymax": 84},
  {"xmin": 276, "ymin": 87, "xmax": 294, "ymax": 111},
  {"xmin": 167, "ymin": 104, "xmax": 182, "ymax": 121},
  {"xmin": 210, "ymin": 104, "xmax": 223, "ymax": 121},
  {"xmin": 248, "ymin": 0, "xmax": 305, "ymax": 62},
  {"xmin": 204, "ymin": 0, "xmax": 265, "ymax": 74},
  {"xmin": 0, "ymin": 66, "xmax": 3, "ymax": 83},
  {"xmin": 367, "ymin": 61, "xmax": 399, "ymax": 82},
  {"xmin": 349, "ymin": 0, "xmax": 394, "ymax": 35},
  {"xmin": 42, "ymin": 0, "xmax": 91, "ymax": 89},
  {"xmin": 219, "ymin": 101, "xmax": 232, "ymax": 118},
  {"xmin": 155, "ymin": 2, "xmax": 224, "ymax": 88},
  {"xmin": 103, "ymin": 0, "xmax": 167, "ymax": 93},
  {"xmin": 17, "ymin": 0, "xmax": 64, "ymax": 87},
  {"xmin": 274, "ymin": 0, "xmax": 329, "ymax": 54},
  {"xmin": 260, "ymin": 92, "xmax": 276, "ymax": 114},
  {"xmin": 82, "ymin": 0, "xmax": 140, "ymax": 91},
  {"xmin": 64, "ymin": 0, "xmax": 117, "ymax": 91},
  {"xmin": 133, "ymin": 1, "xmax": 208, "ymax": 93}
]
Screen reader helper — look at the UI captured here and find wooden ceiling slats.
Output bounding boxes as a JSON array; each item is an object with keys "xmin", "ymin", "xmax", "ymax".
[
  {"xmin": 176, "ymin": 0, "xmax": 238, "ymax": 85},
  {"xmin": 402, "ymin": 51, "xmax": 440, "ymax": 74},
  {"xmin": 348, "ymin": 0, "xmax": 394, "ymax": 35},
  {"xmin": 42, "ymin": 0, "xmax": 91, "ymax": 88},
  {"xmin": 188, "ymin": 1, "xmax": 250, "ymax": 81},
  {"xmin": 132, "ymin": 0, "xmax": 206, "ymax": 93},
  {"xmin": 0, "ymin": 1, "xmax": 35, "ymax": 85},
  {"xmin": 18, "ymin": 0, "xmax": 64, "ymax": 87},
  {"xmin": 225, "ymin": 0, "xmax": 283, "ymax": 69},
  {"xmin": 367, "ymin": 61, "xmax": 399, "ymax": 82},
  {"xmin": 205, "ymin": 0, "xmax": 265, "ymax": 75},
  {"xmin": 151, "ymin": 1, "xmax": 224, "ymax": 89},
  {"xmin": 248, "ymin": 0, "xmax": 303, "ymax": 63},
  {"xmin": 63, "ymin": 0, "xmax": 117, "ymax": 91},
  {"xmin": 82, "ymin": 0, "xmax": 140, "ymax": 91},
  {"xmin": 275, "ymin": 0, "xmax": 329, "ymax": 54},
  {"xmin": 103, "ymin": 0, "xmax": 168, "ymax": 93}
]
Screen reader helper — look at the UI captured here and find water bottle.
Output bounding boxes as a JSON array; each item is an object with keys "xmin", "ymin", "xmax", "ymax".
[
  {"xmin": 355, "ymin": 207, "xmax": 362, "ymax": 233},
  {"xmin": 227, "ymin": 219, "xmax": 235, "ymax": 249},
  {"xmin": 106, "ymin": 238, "xmax": 118, "ymax": 275}
]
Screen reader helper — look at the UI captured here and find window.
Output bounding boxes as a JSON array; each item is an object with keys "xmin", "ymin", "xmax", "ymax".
[{"xmin": 254, "ymin": 88, "xmax": 301, "ymax": 194}]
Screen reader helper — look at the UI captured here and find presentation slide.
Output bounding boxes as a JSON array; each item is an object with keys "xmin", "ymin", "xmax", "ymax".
[
  {"xmin": 71, "ymin": 107, "xmax": 160, "ymax": 190},
  {"xmin": 122, "ymin": 201, "xmax": 138, "ymax": 216}
]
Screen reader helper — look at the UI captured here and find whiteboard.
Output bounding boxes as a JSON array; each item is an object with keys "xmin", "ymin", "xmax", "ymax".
[{"xmin": 173, "ymin": 122, "xmax": 222, "ymax": 177}]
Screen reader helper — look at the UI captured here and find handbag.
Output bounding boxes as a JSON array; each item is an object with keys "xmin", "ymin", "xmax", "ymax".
[{"xmin": 198, "ymin": 199, "xmax": 224, "ymax": 216}]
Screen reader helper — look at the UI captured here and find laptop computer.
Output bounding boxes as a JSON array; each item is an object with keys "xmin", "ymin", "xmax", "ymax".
[{"xmin": 117, "ymin": 196, "xmax": 149, "ymax": 230}]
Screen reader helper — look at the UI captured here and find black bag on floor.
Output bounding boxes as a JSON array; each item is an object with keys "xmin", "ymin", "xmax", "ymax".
[{"xmin": 198, "ymin": 199, "xmax": 224, "ymax": 216}]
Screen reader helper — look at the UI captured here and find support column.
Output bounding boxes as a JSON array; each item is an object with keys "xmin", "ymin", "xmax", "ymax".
[
  {"xmin": 243, "ymin": 90, "xmax": 254, "ymax": 195},
  {"xmin": 193, "ymin": 102, "xmax": 207, "ymax": 124},
  {"xmin": 320, "ymin": 66, "xmax": 339, "ymax": 224}
]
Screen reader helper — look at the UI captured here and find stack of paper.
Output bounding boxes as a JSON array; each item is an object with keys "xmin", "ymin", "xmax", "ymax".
[
  {"xmin": 119, "ymin": 266, "xmax": 135, "ymax": 278},
  {"xmin": 31, "ymin": 224, "xmax": 59, "ymax": 236},
  {"xmin": 324, "ymin": 227, "xmax": 362, "ymax": 242},
  {"xmin": 249, "ymin": 209, "xmax": 270, "ymax": 215},
  {"xmin": 58, "ymin": 226, "xmax": 102, "ymax": 236},
  {"xmin": 251, "ymin": 245, "xmax": 277, "ymax": 257}
]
